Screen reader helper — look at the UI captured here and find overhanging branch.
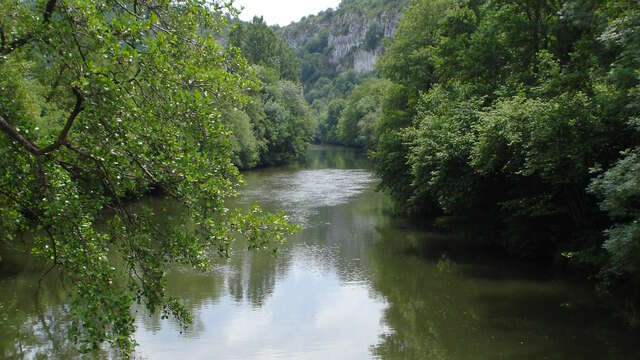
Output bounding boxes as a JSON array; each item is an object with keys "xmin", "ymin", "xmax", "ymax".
[
  {"xmin": 0, "ymin": 88, "xmax": 84, "ymax": 156},
  {"xmin": 39, "ymin": 88, "xmax": 84, "ymax": 154},
  {"xmin": 0, "ymin": 0, "xmax": 58, "ymax": 56},
  {"xmin": 43, "ymin": 0, "xmax": 58, "ymax": 24},
  {"xmin": 0, "ymin": 115, "xmax": 41, "ymax": 154}
]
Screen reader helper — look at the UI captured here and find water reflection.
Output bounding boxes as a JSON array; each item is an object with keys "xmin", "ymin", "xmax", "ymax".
[
  {"xmin": 242, "ymin": 169, "xmax": 376, "ymax": 225},
  {"xmin": 1, "ymin": 145, "xmax": 638, "ymax": 359},
  {"xmin": 368, "ymin": 232, "xmax": 638, "ymax": 360},
  {"xmin": 132, "ymin": 146, "xmax": 389, "ymax": 359},
  {"xmin": 0, "ymin": 268, "xmax": 112, "ymax": 359}
]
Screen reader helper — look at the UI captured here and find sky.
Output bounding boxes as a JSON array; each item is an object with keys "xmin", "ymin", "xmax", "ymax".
[{"xmin": 234, "ymin": 0, "xmax": 342, "ymax": 26}]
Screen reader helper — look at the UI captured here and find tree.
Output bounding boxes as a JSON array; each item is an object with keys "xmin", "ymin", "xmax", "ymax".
[
  {"xmin": 228, "ymin": 16, "xmax": 301, "ymax": 82},
  {"xmin": 372, "ymin": 0, "xmax": 454, "ymax": 214},
  {"xmin": 337, "ymin": 78, "xmax": 392, "ymax": 148},
  {"xmin": 373, "ymin": 0, "xmax": 640, "ymax": 310},
  {"xmin": 256, "ymin": 67, "xmax": 315, "ymax": 165},
  {"xmin": 317, "ymin": 99, "xmax": 345, "ymax": 144},
  {"xmin": 222, "ymin": 109, "xmax": 260, "ymax": 169},
  {"xmin": 365, "ymin": 23, "xmax": 384, "ymax": 50},
  {"xmin": 590, "ymin": 149, "xmax": 640, "ymax": 280},
  {"xmin": 0, "ymin": 0, "xmax": 296, "ymax": 354}
]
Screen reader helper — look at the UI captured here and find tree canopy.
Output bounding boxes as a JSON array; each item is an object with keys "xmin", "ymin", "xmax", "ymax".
[
  {"xmin": 226, "ymin": 18, "xmax": 314, "ymax": 168},
  {"xmin": 322, "ymin": 0, "xmax": 640, "ymax": 319},
  {"xmin": 0, "ymin": 0, "xmax": 297, "ymax": 354}
]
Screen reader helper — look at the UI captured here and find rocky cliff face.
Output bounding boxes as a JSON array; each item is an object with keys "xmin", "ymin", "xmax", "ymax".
[{"xmin": 278, "ymin": 1, "xmax": 408, "ymax": 73}]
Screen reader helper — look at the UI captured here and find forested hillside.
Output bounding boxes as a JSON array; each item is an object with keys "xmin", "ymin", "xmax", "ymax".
[
  {"xmin": 278, "ymin": 0, "xmax": 409, "ymax": 144},
  {"xmin": 313, "ymin": 0, "xmax": 640, "ymax": 322}
]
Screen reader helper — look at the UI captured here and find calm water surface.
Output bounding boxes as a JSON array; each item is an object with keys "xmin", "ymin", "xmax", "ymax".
[{"xmin": 1, "ymin": 145, "xmax": 637, "ymax": 359}]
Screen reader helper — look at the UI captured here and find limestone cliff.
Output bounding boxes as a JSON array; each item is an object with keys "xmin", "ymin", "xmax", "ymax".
[{"xmin": 278, "ymin": 0, "xmax": 409, "ymax": 74}]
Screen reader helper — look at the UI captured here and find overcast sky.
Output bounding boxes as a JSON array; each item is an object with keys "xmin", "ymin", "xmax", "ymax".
[{"xmin": 234, "ymin": 0, "xmax": 342, "ymax": 26}]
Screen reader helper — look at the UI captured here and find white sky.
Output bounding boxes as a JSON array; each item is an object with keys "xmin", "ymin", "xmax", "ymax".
[{"xmin": 234, "ymin": 0, "xmax": 342, "ymax": 26}]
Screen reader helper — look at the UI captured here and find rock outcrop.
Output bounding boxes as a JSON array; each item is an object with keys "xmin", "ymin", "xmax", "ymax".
[{"xmin": 278, "ymin": 0, "xmax": 408, "ymax": 73}]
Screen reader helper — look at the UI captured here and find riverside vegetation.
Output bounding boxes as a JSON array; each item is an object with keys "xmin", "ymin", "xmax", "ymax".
[
  {"xmin": 313, "ymin": 0, "xmax": 640, "ymax": 324},
  {"xmin": 0, "ymin": 0, "xmax": 301, "ymax": 354},
  {"xmin": 1, "ymin": 0, "xmax": 639, "ymax": 357}
]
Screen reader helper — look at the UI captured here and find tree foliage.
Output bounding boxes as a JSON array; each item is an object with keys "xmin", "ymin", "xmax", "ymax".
[
  {"xmin": 251, "ymin": 67, "xmax": 315, "ymax": 166},
  {"xmin": 227, "ymin": 18, "xmax": 313, "ymax": 168},
  {"xmin": 370, "ymin": 0, "xmax": 640, "ymax": 313},
  {"xmin": 590, "ymin": 149, "xmax": 640, "ymax": 279},
  {"xmin": 0, "ymin": 0, "xmax": 298, "ymax": 354},
  {"xmin": 337, "ymin": 78, "xmax": 392, "ymax": 148},
  {"xmin": 229, "ymin": 16, "xmax": 301, "ymax": 82}
]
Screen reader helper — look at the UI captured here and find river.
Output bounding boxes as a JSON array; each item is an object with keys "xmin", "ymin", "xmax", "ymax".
[{"xmin": 0, "ymin": 145, "xmax": 637, "ymax": 359}]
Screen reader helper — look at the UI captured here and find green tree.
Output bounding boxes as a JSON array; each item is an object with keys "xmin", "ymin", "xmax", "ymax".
[
  {"xmin": 373, "ymin": 0, "xmax": 640, "ymax": 309},
  {"xmin": 0, "ymin": 0, "xmax": 296, "ymax": 354},
  {"xmin": 222, "ymin": 109, "xmax": 260, "ymax": 169},
  {"xmin": 365, "ymin": 23, "xmax": 384, "ymax": 50},
  {"xmin": 372, "ymin": 0, "xmax": 454, "ymax": 213},
  {"xmin": 337, "ymin": 79, "xmax": 392, "ymax": 148},
  {"xmin": 407, "ymin": 84, "xmax": 482, "ymax": 216},
  {"xmin": 247, "ymin": 67, "xmax": 315, "ymax": 166},
  {"xmin": 317, "ymin": 99, "xmax": 345, "ymax": 144},
  {"xmin": 590, "ymin": 149, "xmax": 640, "ymax": 280},
  {"xmin": 304, "ymin": 28, "xmax": 330, "ymax": 54},
  {"xmin": 229, "ymin": 17, "xmax": 301, "ymax": 82}
]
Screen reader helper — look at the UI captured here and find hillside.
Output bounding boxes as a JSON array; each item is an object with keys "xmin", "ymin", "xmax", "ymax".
[
  {"xmin": 275, "ymin": 0, "xmax": 410, "ymax": 144},
  {"xmin": 279, "ymin": 0, "xmax": 409, "ymax": 74}
]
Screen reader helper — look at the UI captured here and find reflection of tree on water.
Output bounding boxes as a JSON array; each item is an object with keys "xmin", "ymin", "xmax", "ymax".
[
  {"xmin": 136, "ymin": 267, "xmax": 227, "ymax": 339},
  {"xmin": 120, "ymin": 152, "xmax": 386, "ymax": 347},
  {"xmin": 0, "ymin": 267, "xmax": 111, "ymax": 358},
  {"xmin": 132, "ymin": 199, "xmax": 291, "ymax": 336},
  {"xmin": 148, "ymin": 145, "xmax": 387, "ymax": 336},
  {"xmin": 225, "ymin": 239, "xmax": 289, "ymax": 308},
  {"xmin": 302, "ymin": 145, "xmax": 370, "ymax": 170},
  {"xmin": 367, "ymin": 227, "xmax": 451, "ymax": 360},
  {"xmin": 367, "ymin": 225, "xmax": 639, "ymax": 360},
  {"xmin": 301, "ymin": 188, "xmax": 385, "ymax": 283}
]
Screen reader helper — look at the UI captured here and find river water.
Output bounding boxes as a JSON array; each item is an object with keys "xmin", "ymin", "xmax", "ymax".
[{"xmin": 0, "ymin": 145, "xmax": 637, "ymax": 359}]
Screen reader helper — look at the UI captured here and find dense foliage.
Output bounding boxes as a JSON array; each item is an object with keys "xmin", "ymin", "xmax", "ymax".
[
  {"xmin": 278, "ymin": 0, "xmax": 409, "ymax": 145},
  {"xmin": 311, "ymin": 71, "xmax": 364, "ymax": 144},
  {"xmin": 0, "ymin": 0, "xmax": 298, "ymax": 354},
  {"xmin": 363, "ymin": 0, "xmax": 640, "ymax": 320},
  {"xmin": 227, "ymin": 17, "xmax": 314, "ymax": 168},
  {"xmin": 229, "ymin": 17, "xmax": 300, "ymax": 82},
  {"xmin": 337, "ymin": 78, "xmax": 393, "ymax": 148}
]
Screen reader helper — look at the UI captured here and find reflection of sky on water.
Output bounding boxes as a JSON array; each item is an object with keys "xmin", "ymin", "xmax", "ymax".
[
  {"xmin": 134, "ymin": 255, "xmax": 388, "ymax": 360},
  {"xmin": 241, "ymin": 169, "xmax": 377, "ymax": 226},
  {"xmin": 7, "ymin": 146, "xmax": 636, "ymax": 359},
  {"xmin": 133, "ymin": 167, "xmax": 388, "ymax": 359}
]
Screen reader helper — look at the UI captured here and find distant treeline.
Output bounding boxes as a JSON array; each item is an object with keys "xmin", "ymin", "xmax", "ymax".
[{"xmin": 225, "ymin": 17, "xmax": 315, "ymax": 169}]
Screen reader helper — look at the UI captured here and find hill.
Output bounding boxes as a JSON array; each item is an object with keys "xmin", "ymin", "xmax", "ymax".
[{"xmin": 279, "ymin": 0, "xmax": 409, "ymax": 75}]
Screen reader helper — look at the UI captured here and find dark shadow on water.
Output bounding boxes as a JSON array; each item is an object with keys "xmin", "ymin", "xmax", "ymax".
[{"xmin": 379, "ymin": 217, "xmax": 576, "ymax": 284}]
